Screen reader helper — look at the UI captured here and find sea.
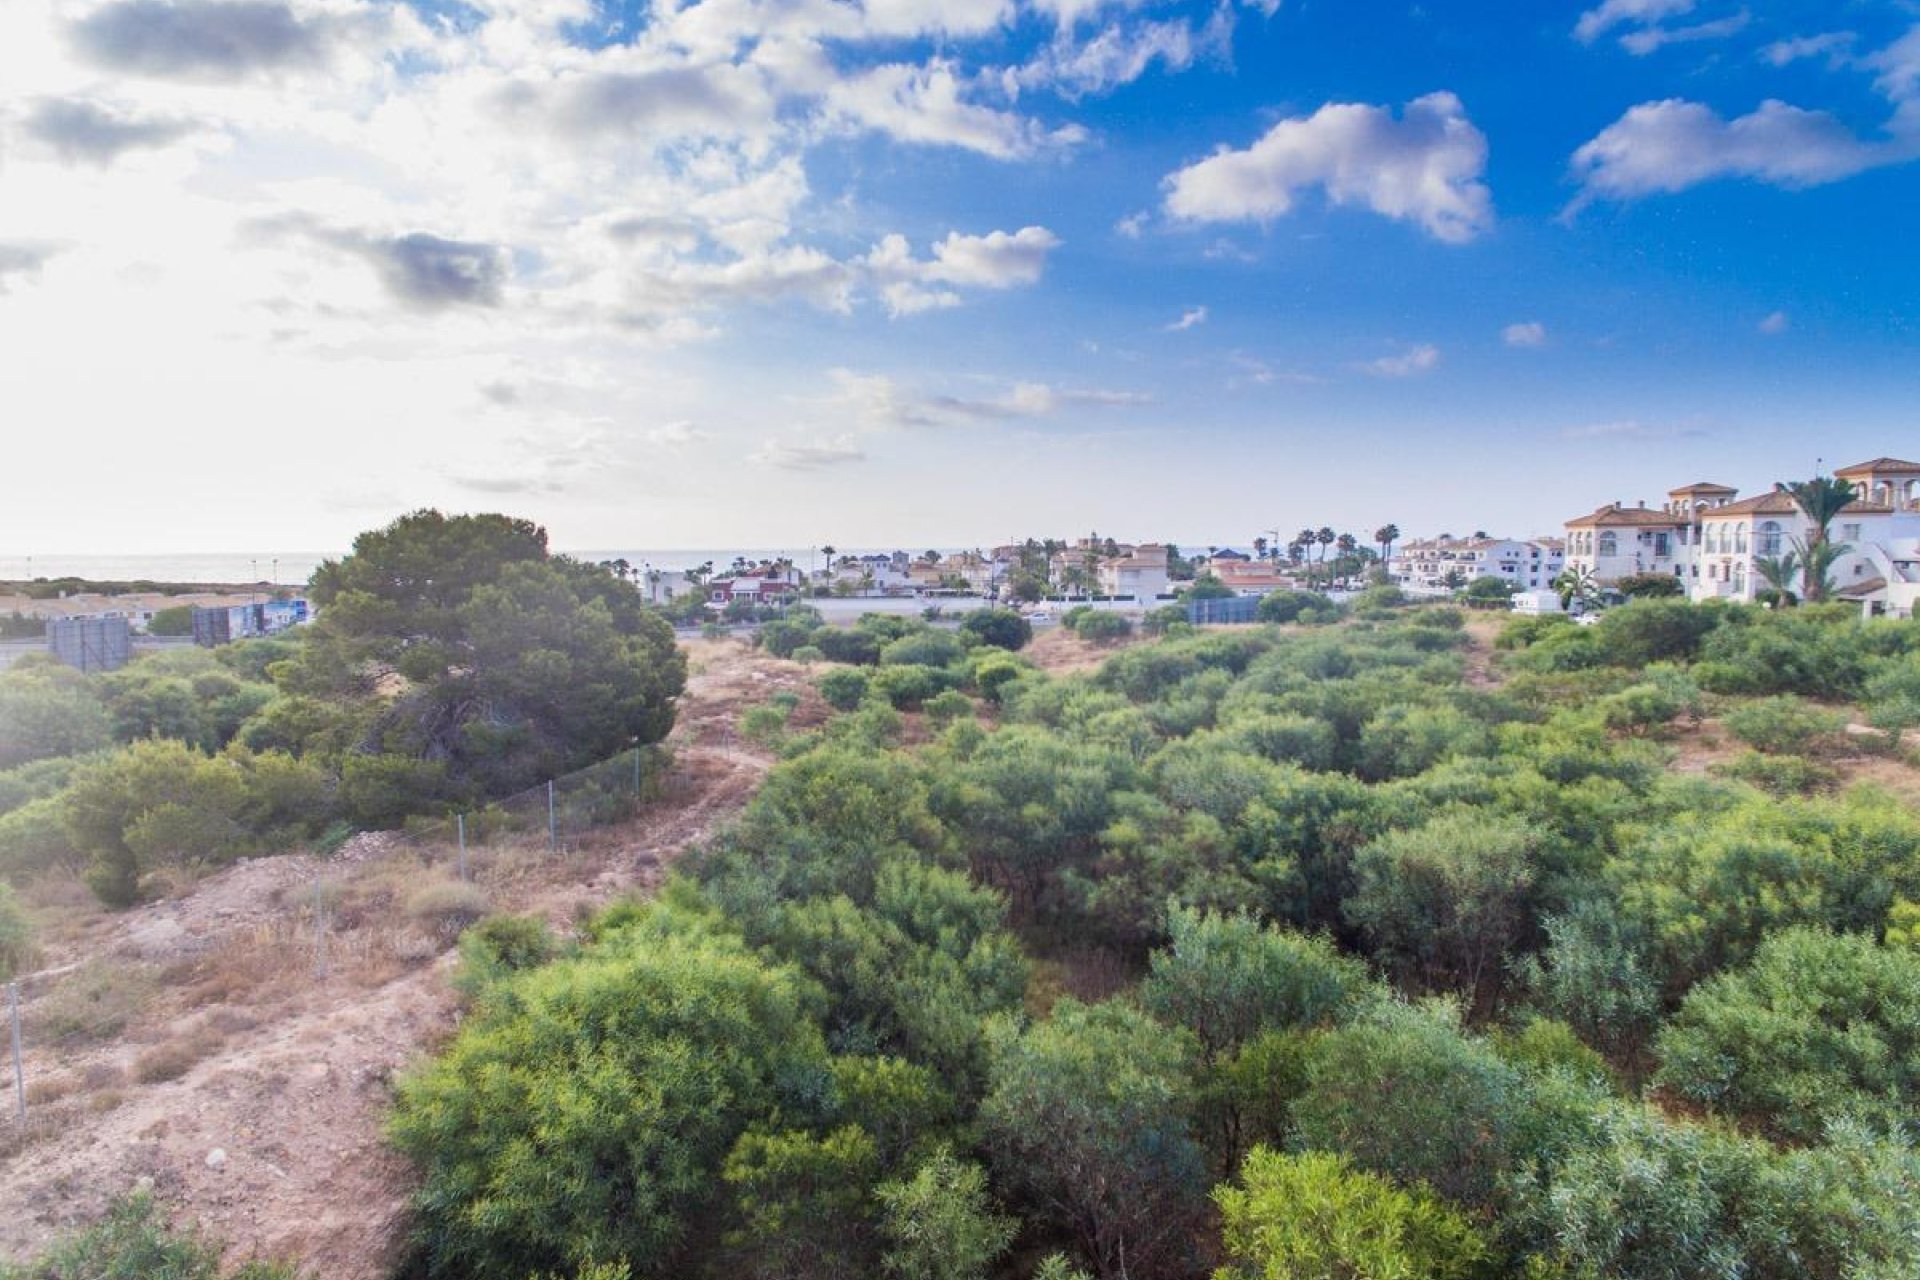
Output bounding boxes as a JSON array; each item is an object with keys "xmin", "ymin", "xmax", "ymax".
[{"xmin": 1, "ymin": 548, "xmax": 953, "ymax": 587}]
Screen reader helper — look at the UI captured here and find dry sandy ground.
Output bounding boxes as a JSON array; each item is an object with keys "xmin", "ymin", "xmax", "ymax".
[{"xmin": 0, "ymin": 638, "xmax": 810, "ymax": 1277}]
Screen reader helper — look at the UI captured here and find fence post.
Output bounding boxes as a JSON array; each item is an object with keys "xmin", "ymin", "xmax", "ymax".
[
  {"xmin": 456, "ymin": 813, "xmax": 468, "ymax": 882},
  {"xmin": 8, "ymin": 981, "xmax": 22, "ymax": 1123},
  {"xmin": 547, "ymin": 780, "xmax": 557, "ymax": 853},
  {"xmin": 632, "ymin": 745, "xmax": 642, "ymax": 798}
]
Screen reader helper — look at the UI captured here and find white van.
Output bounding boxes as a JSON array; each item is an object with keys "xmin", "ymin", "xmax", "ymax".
[{"xmin": 1510, "ymin": 590, "xmax": 1563, "ymax": 616}]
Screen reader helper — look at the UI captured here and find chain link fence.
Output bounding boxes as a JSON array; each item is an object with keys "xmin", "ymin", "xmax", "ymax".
[{"xmin": 4, "ymin": 742, "xmax": 684, "ymax": 1131}]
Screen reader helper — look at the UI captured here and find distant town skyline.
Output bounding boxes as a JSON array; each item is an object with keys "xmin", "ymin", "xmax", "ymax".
[{"xmin": 2, "ymin": 0, "xmax": 1916, "ymax": 552}]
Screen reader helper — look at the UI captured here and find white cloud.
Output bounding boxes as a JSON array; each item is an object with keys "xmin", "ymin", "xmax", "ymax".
[
  {"xmin": 1758, "ymin": 310, "xmax": 1789, "ymax": 334},
  {"xmin": 749, "ymin": 433, "xmax": 867, "ymax": 470},
  {"xmin": 646, "ymin": 420, "xmax": 707, "ymax": 446},
  {"xmin": 1114, "ymin": 211, "xmax": 1149, "ymax": 238},
  {"xmin": 1618, "ymin": 11, "xmax": 1749, "ymax": 56},
  {"xmin": 1166, "ymin": 305, "xmax": 1207, "ymax": 331},
  {"xmin": 1761, "ymin": 31, "xmax": 1854, "ymax": 69},
  {"xmin": 819, "ymin": 368, "xmax": 1149, "ymax": 429},
  {"xmin": 1502, "ymin": 321, "xmax": 1546, "ymax": 347},
  {"xmin": 865, "ymin": 226, "xmax": 1062, "ymax": 316},
  {"xmin": 826, "ymin": 61, "xmax": 1082, "ymax": 159},
  {"xmin": 1868, "ymin": 26, "xmax": 1920, "ymax": 105},
  {"xmin": 1009, "ymin": 8, "xmax": 1231, "ymax": 99},
  {"xmin": 1568, "ymin": 98, "xmax": 1898, "ymax": 205},
  {"xmin": 1162, "ymin": 93, "xmax": 1493, "ymax": 244},
  {"xmin": 1359, "ymin": 342, "xmax": 1440, "ymax": 377},
  {"xmin": 1560, "ymin": 419, "xmax": 1710, "ymax": 441},
  {"xmin": 1573, "ymin": 0, "xmax": 1694, "ymax": 45}
]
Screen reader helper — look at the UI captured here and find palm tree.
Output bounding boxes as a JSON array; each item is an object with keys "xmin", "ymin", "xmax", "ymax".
[
  {"xmin": 1785, "ymin": 474, "xmax": 1856, "ymax": 603},
  {"xmin": 1374, "ymin": 523, "xmax": 1400, "ymax": 564},
  {"xmin": 1754, "ymin": 551, "xmax": 1801, "ymax": 608},
  {"xmin": 1553, "ymin": 565, "xmax": 1597, "ymax": 611},
  {"xmin": 1253, "ymin": 535, "xmax": 1269, "ymax": 562},
  {"xmin": 1790, "ymin": 534, "xmax": 1848, "ymax": 605},
  {"xmin": 1315, "ymin": 527, "xmax": 1336, "ymax": 583}
]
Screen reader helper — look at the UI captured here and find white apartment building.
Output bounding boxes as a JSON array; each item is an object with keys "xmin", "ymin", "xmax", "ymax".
[
  {"xmin": 1562, "ymin": 459, "xmax": 1920, "ymax": 618},
  {"xmin": 1391, "ymin": 536, "xmax": 1565, "ymax": 593}
]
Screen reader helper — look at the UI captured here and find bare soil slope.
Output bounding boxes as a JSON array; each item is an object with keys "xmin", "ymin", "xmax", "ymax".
[{"xmin": 0, "ymin": 638, "xmax": 803, "ymax": 1276}]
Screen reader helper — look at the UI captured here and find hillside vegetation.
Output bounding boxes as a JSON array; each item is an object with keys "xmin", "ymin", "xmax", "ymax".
[{"xmin": 384, "ymin": 597, "xmax": 1920, "ymax": 1280}]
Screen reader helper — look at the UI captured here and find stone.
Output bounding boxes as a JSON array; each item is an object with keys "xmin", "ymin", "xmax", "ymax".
[{"xmin": 205, "ymin": 1148, "xmax": 228, "ymax": 1170}]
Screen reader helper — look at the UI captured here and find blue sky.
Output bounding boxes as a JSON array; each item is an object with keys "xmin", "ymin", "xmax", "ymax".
[{"xmin": 1, "ymin": 0, "xmax": 1916, "ymax": 553}]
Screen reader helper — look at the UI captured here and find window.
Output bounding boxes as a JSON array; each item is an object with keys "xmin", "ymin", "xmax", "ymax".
[
  {"xmin": 1653, "ymin": 533, "xmax": 1671, "ymax": 557},
  {"xmin": 1757, "ymin": 521, "xmax": 1782, "ymax": 557},
  {"xmin": 1735, "ymin": 527, "xmax": 1748, "ymax": 554},
  {"xmin": 1842, "ymin": 523, "xmax": 1863, "ymax": 543},
  {"xmin": 1597, "ymin": 532, "xmax": 1617, "ymax": 558}
]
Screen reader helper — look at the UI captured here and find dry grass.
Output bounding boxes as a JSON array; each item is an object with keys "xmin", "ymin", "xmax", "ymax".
[
  {"xmin": 33, "ymin": 961, "xmax": 157, "ymax": 1043},
  {"xmin": 131, "ymin": 1023, "xmax": 226, "ymax": 1084}
]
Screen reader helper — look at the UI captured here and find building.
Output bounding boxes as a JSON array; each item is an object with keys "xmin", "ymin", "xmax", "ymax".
[
  {"xmin": 1562, "ymin": 458, "xmax": 1920, "ymax": 617},
  {"xmin": 1392, "ymin": 537, "xmax": 1565, "ymax": 593},
  {"xmin": 1097, "ymin": 544, "xmax": 1172, "ymax": 600},
  {"xmin": 191, "ymin": 598, "xmax": 310, "ymax": 647}
]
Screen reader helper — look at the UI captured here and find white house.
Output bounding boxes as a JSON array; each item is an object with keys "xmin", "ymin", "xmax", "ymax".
[
  {"xmin": 1391, "ymin": 537, "xmax": 1565, "ymax": 593},
  {"xmin": 1097, "ymin": 544, "xmax": 1172, "ymax": 599}
]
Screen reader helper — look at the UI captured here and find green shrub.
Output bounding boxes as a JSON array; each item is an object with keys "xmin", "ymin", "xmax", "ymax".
[
  {"xmin": 791, "ymin": 645, "xmax": 825, "ymax": 666},
  {"xmin": 1069, "ymin": 611, "xmax": 1133, "ymax": 644},
  {"xmin": 923, "ymin": 690, "xmax": 973, "ymax": 725},
  {"xmin": 817, "ymin": 668, "xmax": 871, "ymax": 711},
  {"xmin": 881, "ymin": 632, "xmax": 967, "ymax": 669},
  {"xmin": 1214, "ymin": 1147, "xmax": 1489, "ymax": 1280},
  {"xmin": 958, "ymin": 609, "xmax": 1032, "ymax": 652},
  {"xmin": 1723, "ymin": 696, "xmax": 1847, "ymax": 755},
  {"xmin": 454, "ymin": 914, "xmax": 559, "ymax": 1003},
  {"xmin": 1257, "ymin": 590, "xmax": 1336, "ymax": 625},
  {"xmin": 389, "ymin": 904, "xmax": 831, "ymax": 1278},
  {"xmin": 740, "ymin": 704, "xmax": 792, "ymax": 747},
  {"xmin": 0, "ymin": 1192, "xmax": 297, "ymax": 1280},
  {"xmin": 870, "ymin": 664, "xmax": 956, "ymax": 710},
  {"xmin": 1712, "ymin": 750, "xmax": 1839, "ymax": 796}
]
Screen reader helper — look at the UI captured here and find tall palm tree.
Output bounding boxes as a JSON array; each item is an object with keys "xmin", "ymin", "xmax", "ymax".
[
  {"xmin": 1374, "ymin": 523, "xmax": 1400, "ymax": 563},
  {"xmin": 1790, "ymin": 534, "xmax": 1848, "ymax": 605},
  {"xmin": 1786, "ymin": 475, "xmax": 1855, "ymax": 602},
  {"xmin": 1252, "ymin": 535, "xmax": 1269, "ymax": 562},
  {"xmin": 1315, "ymin": 527, "xmax": 1336, "ymax": 583}
]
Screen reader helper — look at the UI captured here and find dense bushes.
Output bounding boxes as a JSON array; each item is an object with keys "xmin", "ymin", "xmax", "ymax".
[{"xmin": 374, "ymin": 598, "xmax": 1920, "ymax": 1280}]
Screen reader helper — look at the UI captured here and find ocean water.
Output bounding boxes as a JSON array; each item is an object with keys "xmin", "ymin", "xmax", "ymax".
[{"xmin": 2, "ymin": 547, "xmax": 950, "ymax": 587}]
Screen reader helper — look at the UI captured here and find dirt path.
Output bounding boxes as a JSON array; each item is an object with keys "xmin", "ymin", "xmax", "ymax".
[{"xmin": 0, "ymin": 640, "xmax": 801, "ymax": 1276}]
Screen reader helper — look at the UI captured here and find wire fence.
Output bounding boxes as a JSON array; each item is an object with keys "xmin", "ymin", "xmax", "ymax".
[
  {"xmin": 3, "ymin": 742, "xmax": 686, "ymax": 1129},
  {"xmin": 394, "ymin": 743, "xmax": 680, "ymax": 872}
]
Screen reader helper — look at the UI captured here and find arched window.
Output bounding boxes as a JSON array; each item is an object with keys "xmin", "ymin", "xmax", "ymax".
[
  {"xmin": 1734, "ymin": 526, "xmax": 1748, "ymax": 554},
  {"xmin": 1597, "ymin": 532, "xmax": 1617, "ymax": 558},
  {"xmin": 1757, "ymin": 521, "xmax": 1782, "ymax": 557}
]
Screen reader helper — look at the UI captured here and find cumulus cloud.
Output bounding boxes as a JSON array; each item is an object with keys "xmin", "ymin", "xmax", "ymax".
[
  {"xmin": 1162, "ymin": 93, "xmax": 1493, "ymax": 244},
  {"xmin": 1359, "ymin": 343, "xmax": 1440, "ymax": 377},
  {"xmin": 21, "ymin": 97, "xmax": 198, "ymax": 164},
  {"xmin": 1502, "ymin": 321, "xmax": 1546, "ymax": 347},
  {"xmin": 0, "ymin": 244, "xmax": 57, "ymax": 293},
  {"xmin": 1758, "ymin": 309, "xmax": 1789, "ymax": 334},
  {"xmin": 1166, "ymin": 306, "xmax": 1208, "ymax": 331},
  {"xmin": 67, "ymin": 0, "xmax": 349, "ymax": 80},
  {"xmin": 865, "ymin": 226, "xmax": 1062, "ymax": 316},
  {"xmin": 750, "ymin": 433, "xmax": 866, "ymax": 469},
  {"xmin": 1568, "ymin": 98, "xmax": 1896, "ymax": 206}
]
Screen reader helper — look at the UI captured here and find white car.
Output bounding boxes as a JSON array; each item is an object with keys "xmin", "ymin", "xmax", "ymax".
[{"xmin": 1025, "ymin": 609, "xmax": 1053, "ymax": 623}]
